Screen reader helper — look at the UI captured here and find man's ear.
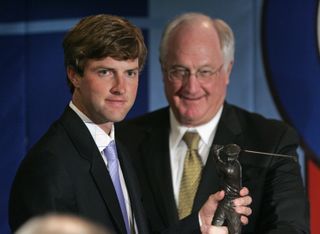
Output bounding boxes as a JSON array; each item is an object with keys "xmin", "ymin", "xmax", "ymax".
[
  {"xmin": 225, "ymin": 61, "xmax": 234, "ymax": 85},
  {"xmin": 227, "ymin": 61, "xmax": 233, "ymax": 74},
  {"xmin": 67, "ymin": 67, "xmax": 81, "ymax": 88}
]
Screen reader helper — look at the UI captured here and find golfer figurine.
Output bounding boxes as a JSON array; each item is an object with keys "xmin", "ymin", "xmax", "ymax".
[{"xmin": 212, "ymin": 144, "xmax": 242, "ymax": 234}]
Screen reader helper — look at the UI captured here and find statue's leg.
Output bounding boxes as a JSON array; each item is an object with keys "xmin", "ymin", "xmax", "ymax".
[
  {"xmin": 212, "ymin": 204, "xmax": 226, "ymax": 226},
  {"xmin": 225, "ymin": 206, "xmax": 242, "ymax": 234}
]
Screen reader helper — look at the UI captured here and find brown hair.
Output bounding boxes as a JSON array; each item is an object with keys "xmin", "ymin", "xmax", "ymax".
[{"xmin": 63, "ymin": 14, "xmax": 147, "ymax": 93}]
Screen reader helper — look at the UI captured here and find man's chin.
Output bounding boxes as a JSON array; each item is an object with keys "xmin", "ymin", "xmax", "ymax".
[
  {"xmin": 103, "ymin": 108, "xmax": 130, "ymax": 122},
  {"xmin": 108, "ymin": 114, "xmax": 127, "ymax": 123},
  {"xmin": 95, "ymin": 113, "xmax": 127, "ymax": 124},
  {"xmin": 179, "ymin": 111, "xmax": 208, "ymax": 127},
  {"xmin": 178, "ymin": 114, "xmax": 198, "ymax": 126}
]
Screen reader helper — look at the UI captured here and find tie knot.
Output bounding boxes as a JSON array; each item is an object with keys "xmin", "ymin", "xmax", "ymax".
[
  {"xmin": 183, "ymin": 132, "xmax": 200, "ymax": 151},
  {"xmin": 104, "ymin": 140, "xmax": 117, "ymax": 162}
]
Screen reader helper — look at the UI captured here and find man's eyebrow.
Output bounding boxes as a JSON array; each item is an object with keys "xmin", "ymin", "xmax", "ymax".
[
  {"xmin": 128, "ymin": 66, "xmax": 139, "ymax": 69},
  {"xmin": 91, "ymin": 65, "xmax": 113, "ymax": 69},
  {"xmin": 126, "ymin": 67, "xmax": 139, "ymax": 71},
  {"xmin": 170, "ymin": 65, "xmax": 188, "ymax": 69}
]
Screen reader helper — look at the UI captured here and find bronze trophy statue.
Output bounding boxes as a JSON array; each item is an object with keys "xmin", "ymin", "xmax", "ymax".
[
  {"xmin": 212, "ymin": 144, "xmax": 242, "ymax": 234},
  {"xmin": 211, "ymin": 144, "xmax": 297, "ymax": 234}
]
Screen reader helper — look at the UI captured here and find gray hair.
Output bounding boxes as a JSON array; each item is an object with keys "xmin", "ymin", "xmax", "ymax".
[{"xmin": 159, "ymin": 12, "xmax": 235, "ymax": 70}]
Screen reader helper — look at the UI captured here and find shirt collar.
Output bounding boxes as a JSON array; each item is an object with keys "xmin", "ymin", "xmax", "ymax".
[{"xmin": 69, "ymin": 101, "xmax": 114, "ymax": 152}]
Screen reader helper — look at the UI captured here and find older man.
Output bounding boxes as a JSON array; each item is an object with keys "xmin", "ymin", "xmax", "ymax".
[{"xmin": 117, "ymin": 12, "xmax": 309, "ymax": 234}]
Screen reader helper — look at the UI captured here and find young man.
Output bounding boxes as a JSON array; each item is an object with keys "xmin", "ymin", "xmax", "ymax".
[{"xmin": 9, "ymin": 14, "xmax": 148, "ymax": 234}]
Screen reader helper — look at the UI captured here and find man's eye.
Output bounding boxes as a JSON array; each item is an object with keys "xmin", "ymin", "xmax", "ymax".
[
  {"xmin": 126, "ymin": 70, "xmax": 138, "ymax": 78},
  {"xmin": 173, "ymin": 69, "xmax": 188, "ymax": 77},
  {"xmin": 199, "ymin": 70, "xmax": 213, "ymax": 77},
  {"xmin": 97, "ymin": 69, "xmax": 113, "ymax": 77}
]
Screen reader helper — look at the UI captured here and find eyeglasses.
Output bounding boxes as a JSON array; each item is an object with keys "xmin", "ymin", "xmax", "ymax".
[{"xmin": 167, "ymin": 64, "xmax": 223, "ymax": 83}]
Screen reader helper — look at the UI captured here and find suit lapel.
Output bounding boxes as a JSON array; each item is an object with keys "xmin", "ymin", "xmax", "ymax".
[
  {"xmin": 60, "ymin": 106, "xmax": 127, "ymax": 234},
  {"xmin": 133, "ymin": 108, "xmax": 181, "ymax": 225},
  {"xmin": 116, "ymin": 141, "xmax": 149, "ymax": 234},
  {"xmin": 90, "ymin": 153, "xmax": 127, "ymax": 234},
  {"xmin": 193, "ymin": 103, "xmax": 243, "ymax": 211},
  {"xmin": 192, "ymin": 152, "xmax": 221, "ymax": 211},
  {"xmin": 142, "ymin": 126, "xmax": 180, "ymax": 225}
]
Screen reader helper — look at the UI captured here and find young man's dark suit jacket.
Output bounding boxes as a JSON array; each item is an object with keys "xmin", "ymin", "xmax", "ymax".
[
  {"xmin": 116, "ymin": 102, "xmax": 310, "ymax": 234},
  {"xmin": 9, "ymin": 106, "xmax": 149, "ymax": 234}
]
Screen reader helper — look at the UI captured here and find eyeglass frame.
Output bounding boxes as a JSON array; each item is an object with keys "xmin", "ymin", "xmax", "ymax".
[{"xmin": 166, "ymin": 64, "xmax": 224, "ymax": 83}]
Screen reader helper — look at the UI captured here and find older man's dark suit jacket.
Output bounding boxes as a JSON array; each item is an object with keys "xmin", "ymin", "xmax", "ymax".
[
  {"xmin": 116, "ymin": 103, "xmax": 310, "ymax": 234},
  {"xmin": 9, "ymin": 106, "xmax": 149, "ymax": 234}
]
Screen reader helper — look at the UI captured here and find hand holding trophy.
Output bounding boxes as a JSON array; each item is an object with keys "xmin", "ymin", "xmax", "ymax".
[{"xmin": 211, "ymin": 144, "xmax": 297, "ymax": 234}]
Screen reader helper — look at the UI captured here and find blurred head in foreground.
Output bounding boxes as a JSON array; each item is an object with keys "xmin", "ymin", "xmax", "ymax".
[{"xmin": 15, "ymin": 213, "xmax": 110, "ymax": 234}]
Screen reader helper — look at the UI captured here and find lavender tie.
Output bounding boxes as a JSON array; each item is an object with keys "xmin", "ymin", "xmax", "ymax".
[{"xmin": 104, "ymin": 140, "xmax": 130, "ymax": 234}]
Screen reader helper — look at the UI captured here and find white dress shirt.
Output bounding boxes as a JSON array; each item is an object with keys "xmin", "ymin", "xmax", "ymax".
[
  {"xmin": 69, "ymin": 101, "xmax": 135, "ymax": 232},
  {"xmin": 169, "ymin": 106, "xmax": 223, "ymax": 206}
]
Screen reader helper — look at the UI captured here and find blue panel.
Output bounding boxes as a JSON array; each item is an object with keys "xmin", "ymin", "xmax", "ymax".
[
  {"xmin": 0, "ymin": 35, "xmax": 26, "ymax": 234},
  {"xmin": 126, "ymin": 30, "xmax": 149, "ymax": 120},
  {"xmin": 25, "ymin": 32, "xmax": 70, "ymax": 148},
  {"xmin": 262, "ymin": 0, "xmax": 320, "ymax": 163}
]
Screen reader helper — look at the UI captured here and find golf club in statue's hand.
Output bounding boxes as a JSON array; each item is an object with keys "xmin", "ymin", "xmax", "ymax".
[{"xmin": 211, "ymin": 144, "xmax": 297, "ymax": 234}]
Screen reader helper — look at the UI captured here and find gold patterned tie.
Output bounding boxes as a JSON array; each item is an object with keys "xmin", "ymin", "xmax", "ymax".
[{"xmin": 178, "ymin": 132, "xmax": 203, "ymax": 219}]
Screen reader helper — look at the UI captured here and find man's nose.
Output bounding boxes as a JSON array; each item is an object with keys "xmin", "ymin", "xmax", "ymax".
[
  {"xmin": 111, "ymin": 75, "xmax": 126, "ymax": 95},
  {"xmin": 182, "ymin": 73, "xmax": 200, "ymax": 92}
]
